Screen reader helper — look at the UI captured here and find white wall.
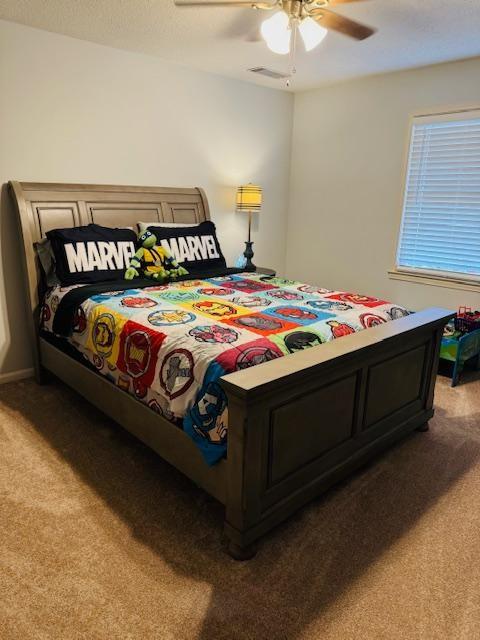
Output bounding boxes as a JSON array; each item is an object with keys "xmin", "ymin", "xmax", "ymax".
[
  {"xmin": 2, "ymin": 20, "xmax": 480, "ymax": 380},
  {"xmin": 0, "ymin": 20, "xmax": 293, "ymax": 378},
  {"xmin": 287, "ymin": 58, "xmax": 480, "ymax": 313}
]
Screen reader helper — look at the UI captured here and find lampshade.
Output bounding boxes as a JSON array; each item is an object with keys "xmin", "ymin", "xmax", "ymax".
[
  {"xmin": 236, "ymin": 184, "xmax": 262, "ymax": 212},
  {"xmin": 298, "ymin": 17, "xmax": 327, "ymax": 52},
  {"xmin": 261, "ymin": 11, "xmax": 291, "ymax": 55}
]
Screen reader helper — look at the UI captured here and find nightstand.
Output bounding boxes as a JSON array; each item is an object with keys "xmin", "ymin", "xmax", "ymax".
[{"xmin": 254, "ymin": 267, "xmax": 276, "ymax": 276}]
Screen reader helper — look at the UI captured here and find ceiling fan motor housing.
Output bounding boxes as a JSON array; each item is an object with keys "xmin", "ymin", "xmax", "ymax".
[
  {"xmin": 282, "ymin": 1, "xmax": 303, "ymax": 19},
  {"xmin": 280, "ymin": 0, "xmax": 329, "ymax": 19}
]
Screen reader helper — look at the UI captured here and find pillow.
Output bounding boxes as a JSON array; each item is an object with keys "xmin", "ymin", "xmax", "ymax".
[
  {"xmin": 137, "ymin": 221, "xmax": 200, "ymax": 232},
  {"xmin": 46, "ymin": 224, "xmax": 137, "ymax": 285},
  {"xmin": 146, "ymin": 220, "xmax": 226, "ymax": 273},
  {"xmin": 34, "ymin": 238, "xmax": 60, "ymax": 287}
]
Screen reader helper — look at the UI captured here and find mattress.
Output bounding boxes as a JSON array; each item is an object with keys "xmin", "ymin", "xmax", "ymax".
[{"xmin": 41, "ymin": 272, "xmax": 410, "ymax": 464}]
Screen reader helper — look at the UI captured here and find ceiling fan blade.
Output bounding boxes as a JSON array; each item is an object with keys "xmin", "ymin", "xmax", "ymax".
[
  {"xmin": 311, "ymin": 8, "xmax": 375, "ymax": 40},
  {"xmin": 174, "ymin": 1, "xmax": 275, "ymax": 7},
  {"xmin": 246, "ymin": 27, "xmax": 263, "ymax": 42},
  {"xmin": 220, "ymin": 11, "xmax": 263, "ymax": 41}
]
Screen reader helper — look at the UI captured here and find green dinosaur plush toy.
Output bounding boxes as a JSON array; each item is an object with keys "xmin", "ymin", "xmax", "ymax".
[{"xmin": 124, "ymin": 230, "xmax": 188, "ymax": 281}]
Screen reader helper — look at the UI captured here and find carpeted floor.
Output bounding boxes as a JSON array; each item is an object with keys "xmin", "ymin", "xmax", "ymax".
[{"xmin": 1, "ymin": 370, "xmax": 479, "ymax": 640}]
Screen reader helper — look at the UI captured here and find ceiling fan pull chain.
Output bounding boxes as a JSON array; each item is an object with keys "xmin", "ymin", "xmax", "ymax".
[{"xmin": 287, "ymin": 19, "xmax": 298, "ymax": 87}]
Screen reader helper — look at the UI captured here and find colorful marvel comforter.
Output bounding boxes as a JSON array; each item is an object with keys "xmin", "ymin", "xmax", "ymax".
[{"xmin": 41, "ymin": 273, "xmax": 410, "ymax": 464}]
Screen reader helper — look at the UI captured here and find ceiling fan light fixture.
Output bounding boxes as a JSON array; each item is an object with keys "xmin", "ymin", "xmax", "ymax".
[
  {"xmin": 298, "ymin": 16, "xmax": 327, "ymax": 52},
  {"xmin": 260, "ymin": 10, "xmax": 291, "ymax": 55}
]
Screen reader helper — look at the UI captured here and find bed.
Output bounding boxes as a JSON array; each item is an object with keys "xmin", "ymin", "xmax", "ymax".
[{"xmin": 10, "ymin": 181, "xmax": 454, "ymax": 559}]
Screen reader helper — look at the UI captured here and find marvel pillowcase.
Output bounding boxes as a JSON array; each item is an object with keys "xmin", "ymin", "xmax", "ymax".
[
  {"xmin": 47, "ymin": 224, "xmax": 137, "ymax": 285},
  {"xmin": 146, "ymin": 221, "xmax": 226, "ymax": 274}
]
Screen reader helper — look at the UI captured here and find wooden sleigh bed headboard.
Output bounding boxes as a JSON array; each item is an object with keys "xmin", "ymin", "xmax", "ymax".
[{"xmin": 9, "ymin": 181, "xmax": 211, "ymax": 378}]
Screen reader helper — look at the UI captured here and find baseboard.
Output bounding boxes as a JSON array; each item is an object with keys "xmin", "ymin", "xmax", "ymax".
[{"xmin": 0, "ymin": 368, "xmax": 34, "ymax": 384}]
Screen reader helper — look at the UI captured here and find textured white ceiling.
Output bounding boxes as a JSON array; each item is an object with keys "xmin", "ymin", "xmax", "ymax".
[{"xmin": 1, "ymin": 0, "xmax": 480, "ymax": 91}]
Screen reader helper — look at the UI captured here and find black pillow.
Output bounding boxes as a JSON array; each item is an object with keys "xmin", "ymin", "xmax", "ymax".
[
  {"xmin": 146, "ymin": 221, "xmax": 226, "ymax": 274},
  {"xmin": 46, "ymin": 224, "xmax": 137, "ymax": 285}
]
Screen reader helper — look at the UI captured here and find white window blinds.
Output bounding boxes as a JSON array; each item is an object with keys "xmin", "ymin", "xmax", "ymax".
[{"xmin": 397, "ymin": 109, "xmax": 480, "ymax": 281}]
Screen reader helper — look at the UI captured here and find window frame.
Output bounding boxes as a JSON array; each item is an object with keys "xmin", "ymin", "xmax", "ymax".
[{"xmin": 392, "ymin": 106, "xmax": 480, "ymax": 291}]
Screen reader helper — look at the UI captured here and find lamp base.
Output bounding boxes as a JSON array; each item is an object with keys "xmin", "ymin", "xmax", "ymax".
[{"xmin": 243, "ymin": 241, "xmax": 256, "ymax": 272}]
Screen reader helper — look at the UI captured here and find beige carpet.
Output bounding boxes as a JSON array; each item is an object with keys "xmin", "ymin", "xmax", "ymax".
[{"xmin": 1, "ymin": 370, "xmax": 479, "ymax": 640}]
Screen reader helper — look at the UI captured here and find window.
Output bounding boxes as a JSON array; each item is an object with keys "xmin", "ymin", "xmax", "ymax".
[{"xmin": 396, "ymin": 109, "xmax": 480, "ymax": 283}]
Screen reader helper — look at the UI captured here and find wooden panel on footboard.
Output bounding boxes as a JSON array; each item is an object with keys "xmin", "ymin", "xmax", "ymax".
[{"xmin": 220, "ymin": 308, "xmax": 454, "ymax": 556}]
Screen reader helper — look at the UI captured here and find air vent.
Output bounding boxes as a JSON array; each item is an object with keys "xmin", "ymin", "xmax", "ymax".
[{"xmin": 248, "ymin": 67, "xmax": 291, "ymax": 80}]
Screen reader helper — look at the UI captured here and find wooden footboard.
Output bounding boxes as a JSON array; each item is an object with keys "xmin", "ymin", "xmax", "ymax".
[{"xmin": 220, "ymin": 308, "xmax": 453, "ymax": 557}]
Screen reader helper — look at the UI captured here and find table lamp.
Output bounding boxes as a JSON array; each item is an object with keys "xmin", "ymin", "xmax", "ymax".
[{"xmin": 236, "ymin": 183, "xmax": 262, "ymax": 272}]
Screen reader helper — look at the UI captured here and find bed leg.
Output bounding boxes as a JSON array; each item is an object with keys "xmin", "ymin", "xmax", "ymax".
[
  {"xmin": 36, "ymin": 365, "xmax": 52, "ymax": 385},
  {"xmin": 227, "ymin": 540, "xmax": 257, "ymax": 561},
  {"xmin": 416, "ymin": 422, "xmax": 429, "ymax": 432}
]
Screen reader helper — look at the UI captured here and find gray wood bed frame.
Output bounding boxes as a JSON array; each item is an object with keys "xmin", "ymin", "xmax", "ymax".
[{"xmin": 10, "ymin": 180, "xmax": 454, "ymax": 559}]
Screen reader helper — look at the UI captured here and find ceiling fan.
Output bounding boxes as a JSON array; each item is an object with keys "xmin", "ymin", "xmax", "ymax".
[{"xmin": 174, "ymin": 0, "xmax": 376, "ymax": 56}]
